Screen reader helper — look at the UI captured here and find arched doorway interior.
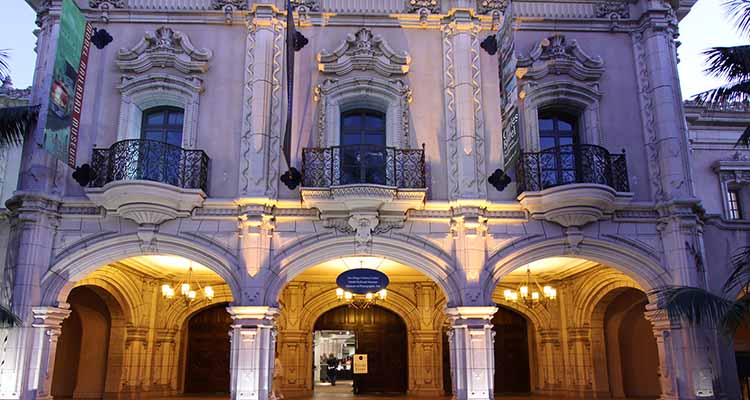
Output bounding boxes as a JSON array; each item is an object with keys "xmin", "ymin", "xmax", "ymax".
[
  {"xmin": 52, "ymin": 286, "xmax": 114, "ymax": 399},
  {"xmin": 604, "ymin": 289, "xmax": 660, "ymax": 398},
  {"xmin": 314, "ymin": 305, "xmax": 408, "ymax": 394},
  {"xmin": 493, "ymin": 306, "xmax": 531, "ymax": 395},
  {"xmin": 184, "ymin": 304, "xmax": 232, "ymax": 394},
  {"xmin": 734, "ymin": 325, "xmax": 750, "ymax": 399}
]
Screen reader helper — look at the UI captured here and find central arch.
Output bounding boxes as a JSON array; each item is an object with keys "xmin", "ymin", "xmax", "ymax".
[{"xmin": 264, "ymin": 234, "xmax": 462, "ymax": 306}]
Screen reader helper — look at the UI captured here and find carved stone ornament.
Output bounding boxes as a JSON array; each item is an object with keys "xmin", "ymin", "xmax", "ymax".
[
  {"xmin": 89, "ymin": 0, "xmax": 126, "ymax": 8},
  {"xmin": 517, "ymin": 34, "xmax": 605, "ymax": 82},
  {"xmin": 594, "ymin": 1, "xmax": 630, "ymax": 19},
  {"xmin": 318, "ymin": 28, "xmax": 411, "ymax": 77},
  {"xmin": 407, "ymin": 0, "xmax": 440, "ymax": 13},
  {"xmin": 117, "ymin": 27, "xmax": 213, "ymax": 74},
  {"xmin": 478, "ymin": 0, "xmax": 508, "ymax": 14},
  {"xmin": 211, "ymin": 0, "xmax": 247, "ymax": 10},
  {"xmin": 290, "ymin": 0, "xmax": 320, "ymax": 11},
  {"xmin": 517, "ymin": 183, "xmax": 632, "ymax": 228},
  {"xmin": 349, "ymin": 213, "xmax": 379, "ymax": 253}
]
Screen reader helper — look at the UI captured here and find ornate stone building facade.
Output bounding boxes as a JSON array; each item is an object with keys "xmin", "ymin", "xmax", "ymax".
[{"xmin": 4, "ymin": 0, "xmax": 750, "ymax": 400}]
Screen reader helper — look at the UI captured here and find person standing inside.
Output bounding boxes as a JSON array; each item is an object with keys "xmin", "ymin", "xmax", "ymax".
[{"xmin": 326, "ymin": 353, "xmax": 339, "ymax": 386}]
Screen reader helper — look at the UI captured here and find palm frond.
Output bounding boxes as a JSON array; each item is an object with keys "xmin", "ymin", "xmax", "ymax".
[
  {"xmin": 724, "ymin": 246, "xmax": 750, "ymax": 292},
  {"xmin": 656, "ymin": 286, "xmax": 736, "ymax": 330},
  {"xmin": 736, "ymin": 125, "xmax": 750, "ymax": 147},
  {"xmin": 0, "ymin": 49, "xmax": 9, "ymax": 81},
  {"xmin": 722, "ymin": 293, "xmax": 750, "ymax": 334},
  {"xmin": 724, "ymin": 0, "xmax": 750, "ymax": 38},
  {"xmin": 0, "ymin": 105, "xmax": 38, "ymax": 148},
  {"xmin": 703, "ymin": 46, "xmax": 750, "ymax": 82},
  {"xmin": 0, "ymin": 304, "xmax": 20, "ymax": 328},
  {"xmin": 691, "ymin": 80, "xmax": 750, "ymax": 104}
]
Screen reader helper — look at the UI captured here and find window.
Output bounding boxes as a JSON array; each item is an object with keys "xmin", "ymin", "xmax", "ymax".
[
  {"xmin": 538, "ymin": 110, "xmax": 580, "ymax": 188},
  {"xmin": 728, "ymin": 189, "xmax": 743, "ymax": 220},
  {"xmin": 141, "ymin": 106, "xmax": 184, "ymax": 146},
  {"xmin": 339, "ymin": 109, "xmax": 387, "ymax": 185},
  {"xmin": 139, "ymin": 107, "xmax": 185, "ymax": 186}
]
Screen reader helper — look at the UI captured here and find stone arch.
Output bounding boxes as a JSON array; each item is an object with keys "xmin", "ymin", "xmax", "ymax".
[
  {"xmin": 164, "ymin": 290, "xmax": 235, "ymax": 330},
  {"xmin": 41, "ymin": 233, "xmax": 242, "ymax": 307},
  {"xmin": 74, "ymin": 267, "xmax": 142, "ymax": 325},
  {"xmin": 263, "ymin": 234, "xmax": 461, "ymax": 306},
  {"xmin": 481, "ymin": 236, "xmax": 669, "ymax": 304}
]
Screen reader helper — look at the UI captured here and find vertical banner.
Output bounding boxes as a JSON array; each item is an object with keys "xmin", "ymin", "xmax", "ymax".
[
  {"xmin": 282, "ymin": 0, "xmax": 296, "ymax": 168},
  {"xmin": 43, "ymin": 0, "xmax": 93, "ymax": 168},
  {"xmin": 498, "ymin": 2, "xmax": 520, "ymax": 171}
]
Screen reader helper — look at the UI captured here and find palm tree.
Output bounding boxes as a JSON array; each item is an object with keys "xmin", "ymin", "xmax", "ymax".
[
  {"xmin": 0, "ymin": 49, "xmax": 36, "ymax": 149},
  {"xmin": 691, "ymin": 0, "xmax": 750, "ymax": 146},
  {"xmin": 660, "ymin": 1, "xmax": 750, "ymax": 334}
]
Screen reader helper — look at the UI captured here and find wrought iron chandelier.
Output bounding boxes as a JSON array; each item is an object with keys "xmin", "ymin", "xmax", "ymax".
[
  {"xmin": 334, "ymin": 257, "xmax": 388, "ymax": 310},
  {"xmin": 160, "ymin": 266, "xmax": 214, "ymax": 304},
  {"xmin": 503, "ymin": 266, "xmax": 557, "ymax": 308}
]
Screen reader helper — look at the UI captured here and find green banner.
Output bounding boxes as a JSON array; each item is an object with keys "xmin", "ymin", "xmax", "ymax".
[
  {"xmin": 499, "ymin": 2, "xmax": 520, "ymax": 171},
  {"xmin": 44, "ymin": 0, "xmax": 92, "ymax": 167}
]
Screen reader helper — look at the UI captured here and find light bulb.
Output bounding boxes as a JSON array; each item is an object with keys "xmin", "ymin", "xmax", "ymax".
[
  {"xmin": 511, "ymin": 292, "xmax": 518, "ymax": 301},
  {"xmin": 503, "ymin": 289, "xmax": 512, "ymax": 300},
  {"xmin": 181, "ymin": 283, "xmax": 190, "ymax": 296},
  {"xmin": 188, "ymin": 290, "xmax": 196, "ymax": 299},
  {"xmin": 344, "ymin": 291, "xmax": 353, "ymax": 300},
  {"xmin": 550, "ymin": 288, "xmax": 557, "ymax": 299},
  {"xmin": 378, "ymin": 289, "xmax": 387, "ymax": 299},
  {"xmin": 531, "ymin": 291, "xmax": 540, "ymax": 300},
  {"xmin": 204, "ymin": 286, "xmax": 214, "ymax": 300},
  {"xmin": 166, "ymin": 287, "xmax": 174, "ymax": 298},
  {"xmin": 520, "ymin": 286, "xmax": 528, "ymax": 297},
  {"xmin": 366, "ymin": 293, "xmax": 373, "ymax": 300},
  {"xmin": 543, "ymin": 285, "xmax": 552, "ymax": 295},
  {"xmin": 161, "ymin": 284, "xmax": 171, "ymax": 297},
  {"xmin": 336, "ymin": 288, "xmax": 344, "ymax": 298}
]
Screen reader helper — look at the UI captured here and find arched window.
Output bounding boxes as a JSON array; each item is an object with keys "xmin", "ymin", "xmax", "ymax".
[
  {"xmin": 141, "ymin": 106, "xmax": 184, "ymax": 146},
  {"xmin": 538, "ymin": 110, "xmax": 581, "ymax": 188},
  {"xmin": 339, "ymin": 109, "xmax": 387, "ymax": 185}
]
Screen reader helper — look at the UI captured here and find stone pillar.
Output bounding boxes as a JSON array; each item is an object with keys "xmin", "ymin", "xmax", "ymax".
[
  {"xmin": 239, "ymin": 211, "xmax": 274, "ymax": 277},
  {"xmin": 566, "ymin": 327, "xmax": 593, "ymax": 396},
  {"xmin": 121, "ymin": 326, "xmax": 149, "ymax": 396},
  {"xmin": 537, "ymin": 328, "xmax": 564, "ymax": 394},
  {"xmin": 410, "ymin": 330, "xmax": 443, "ymax": 396},
  {"xmin": 275, "ymin": 329, "xmax": 309, "ymax": 397},
  {"xmin": 238, "ymin": 6, "xmax": 284, "ymax": 199},
  {"xmin": 227, "ymin": 306, "xmax": 279, "ymax": 400},
  {"xmin": 645, "ymin": 305, "xmax": 723, "ymax": 400},
  {"xmin": 441, "ymin": 9, "xmax": 488, "ymax": 201},
  {"xmin": 151, "ymin": 329, "xmax": 177, "ymax": 395},
  {"xmin": 446, "ymin": 307, "xmax": 497, "ymax": 400}
]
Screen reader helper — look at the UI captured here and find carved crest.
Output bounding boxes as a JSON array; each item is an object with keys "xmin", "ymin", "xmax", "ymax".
[
  {"xmin": 594, "ymin": 1, "xmax": 630, "ymax": 19},
  {"xmin": 289, "ymin": 0, "xmax": 320, "ymax": 11},
  {"xmin": 89, "ymin": 0, "xmax": 126, "ymax": 8},
  {"xmin": 317, "ymin": 28, "xmax": 411, "ymax": 77},
  {"xmin": 211, "ymin": 0, "xmax": 247, "ymax": 10},
  {"xmin": 517, "ymin": 34, "xmax": 604, "ymax": 81},
  {"xmin": 407, "ymin": 0, "xmax": 440, "ymax": 13},
  {"xmin": 478, "ymin": 0, "xmax": 508, "ymax": 14},
  {"xmin": 117, "ymin": 27, "xmax": 213, "ymax": 74}
]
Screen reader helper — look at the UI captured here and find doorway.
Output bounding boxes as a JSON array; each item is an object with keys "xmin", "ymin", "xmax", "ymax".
[
  {"xmin": 493, "ymin": 306, "xmax": 532, "ymax": 395},
  {"xmin": 184, "ymin": 304, "xmax": 232, "ymax": 394},
  {"xmin": 313, "ymin": 305, "xmax": 408, "ymax": 395}
]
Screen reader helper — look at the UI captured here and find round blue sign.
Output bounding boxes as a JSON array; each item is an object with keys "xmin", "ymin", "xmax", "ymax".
[{"xmin": 336, "ymin": 269, "xmax": 389, "ymax": 295}]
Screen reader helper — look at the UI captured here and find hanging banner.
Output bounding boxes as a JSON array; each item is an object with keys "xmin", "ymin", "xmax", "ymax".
[
  {"xmin": 498, "ymin": 2, "xmax": 520, "ymax": 171},
  {"xmin": 43, "ymin": 0, "xmax": 93, "ymax": 168}
]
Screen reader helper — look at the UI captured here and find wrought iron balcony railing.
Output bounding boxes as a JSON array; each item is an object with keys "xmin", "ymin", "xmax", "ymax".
[
  {"xmin": 90, "ymin": 139, "xmax": 209, "ymax": 192},
  {"xmin": 301, "ymin": 144, "xmax": 426, "ymax": 189},
  {"xmin": 516, "ymin": 144, "xmax": 629, "ymax": 194}
]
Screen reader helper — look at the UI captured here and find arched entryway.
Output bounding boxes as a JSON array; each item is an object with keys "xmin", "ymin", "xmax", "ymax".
[
  {"xmin": 603, "ymin": 288, "xmax": 660, "ymax": 398},
  {"xmin": 735, "ymin": 325, "xmax": 750, "ymax": 399},
  {"xmin": 314, "ymin": 305, "xmax": 408, "ymax": 394},
  {"xmin": 183, "ymin": 304, "xmax": 232, "ymax": 394},
  {"xmin": 51, "ymin": 286, "xmax": 124, "ymax": 399},
  {"xmin": 493, "ymin": 306, "xmax": 531, "ymax": 395}
]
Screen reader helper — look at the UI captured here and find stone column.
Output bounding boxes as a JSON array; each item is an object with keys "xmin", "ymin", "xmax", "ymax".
[
  {"xmin": 238, "ymin": 6, "xmax": 284, "ymax": 199},
  {"xmin": 20, "ymin": 307, "xmax": 70, "ymax": 400},
  {"xmin": 227, "ymin": 306, "xmax": 279, "ymax": 400},
  {"xmin": 446, "ymin": 307, "xmax": 497, "ymax": 400},
  {"xmin": 645, "ymin": 305, "xmax": 723, "ymax": 400}
]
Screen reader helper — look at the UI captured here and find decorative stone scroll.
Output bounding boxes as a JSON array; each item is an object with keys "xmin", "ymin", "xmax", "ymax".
[
  {"xmin": 517, "ymin": 34, "xmax": 604, "ymax": 82},
  {"xmin": 317, "ymin": 28, "xmax": 411, "ymax": 77},
  {"xmin": 117, "ymin": 27, "xmax": 213, "ymax": 74}
]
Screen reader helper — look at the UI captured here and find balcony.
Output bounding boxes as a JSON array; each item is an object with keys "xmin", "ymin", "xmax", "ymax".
[
  {"xmin": 516, "ymin": 144, "xmax": 632, "ymax": 227},
  {"xmin": 300, "ymin": 145, "xmax": 426, "ymax": 215},
  {"xmin": 90, "ymin": 139, "xmax": 209, "ymax": 192},
  {"xmin": 85, "ymin": 139, "xmax": 209, "ymax": 226}
]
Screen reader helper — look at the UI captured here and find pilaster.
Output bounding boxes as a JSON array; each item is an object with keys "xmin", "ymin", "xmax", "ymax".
[
  {"xmin": 121, "ymin": 326, "xmax": 149, "ymax": 395},
  {"xmin": 227, "ymin": 306, "xmax": 279, "ymax": 400},
  {"xmin": 15, "ymin": 306, "xmax": 70, "ymax": 400},
  {"xmin": 239, "ymin": 208, "xmax": 275, "ymax": 277},
  {"xmin": 450, "ymin": 209, "xmax": 488, "ymax": 305},
  {"xmin": 441, "ymin": 10, "xmax": 488, "ymax": 201},
  {"xmin": 410, "ymin": 330, "xmax": 443, "ymax": 396},
  {"xmin": 238, "ymin": 6, "xmax": 284, "ymax": 199},
  {"xmin": 446, "ymin": 306, "xmax": 496, "ymax": 400},
  {"xmin": 151, "ymin": 328, "xmax": 178, "ymax": 395}
]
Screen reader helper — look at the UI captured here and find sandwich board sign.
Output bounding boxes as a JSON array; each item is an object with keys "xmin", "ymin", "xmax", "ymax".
[{"xmin": 353, "ymin": 354, "xmax": 368, "ymax": 374}]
